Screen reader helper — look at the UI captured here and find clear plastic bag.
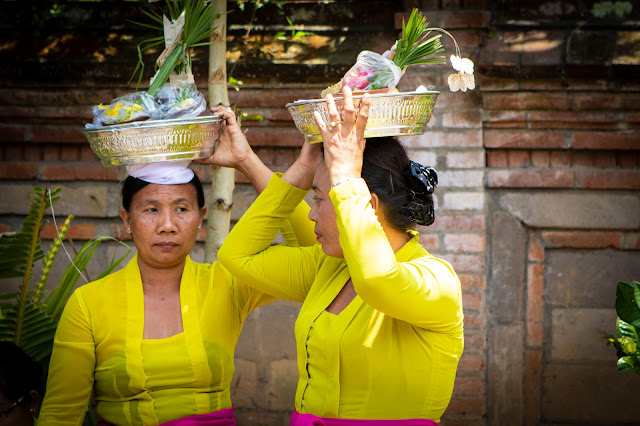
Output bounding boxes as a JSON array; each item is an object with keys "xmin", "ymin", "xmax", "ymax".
[
  {"xmin": 86, "ymin": 84, "xmax": 206, "ymax": 129},
  {"xmin": 90, "ymin": 92, "xmax": 155, "ymax": 128},
  {"xmin": 150, "ymin": 83, "xmax": 206, "ymax": 120},
  {"xmin": 340, "ymin": 51, "xmax": 402, "ymax": 92}
]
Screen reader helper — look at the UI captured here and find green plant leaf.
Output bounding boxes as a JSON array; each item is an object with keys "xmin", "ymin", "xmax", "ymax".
[
  {"xmin": 617, "ymin": 355, "xmax": 640, "ymax": 372},
  {"xmin": 616, "ymin": 281, "xmax": 640, "ymax": 328}
]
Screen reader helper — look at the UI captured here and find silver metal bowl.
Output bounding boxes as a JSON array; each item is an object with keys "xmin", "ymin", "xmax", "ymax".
[
  {"xmin": 285, "ymin": 91, "xmax": 439, "ymax": 143},
  {"xmin": 83, "ymin": 115, "xmax": 225, "ymax": 166}
]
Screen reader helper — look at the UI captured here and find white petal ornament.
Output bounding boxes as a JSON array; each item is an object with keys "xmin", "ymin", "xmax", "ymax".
[{"xmin": 448, "ymin": 55, "xmax": 475, "ymax": 92}]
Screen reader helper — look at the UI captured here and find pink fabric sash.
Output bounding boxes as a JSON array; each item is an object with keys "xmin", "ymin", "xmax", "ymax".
[
  {"xmin": 290, "ymin": 410, "xmax": 438, "ymax": 426},
  {"xmin": 158, "ymin": 408, "xmax": 236, "ymax": 426}
]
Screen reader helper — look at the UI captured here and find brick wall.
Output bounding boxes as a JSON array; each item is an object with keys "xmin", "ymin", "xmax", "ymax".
[{"xmin": 1, "ymin": 0, "xmax": 639, "ymax": 425}]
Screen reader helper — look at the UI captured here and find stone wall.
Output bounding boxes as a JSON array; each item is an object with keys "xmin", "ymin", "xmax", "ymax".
[{"xmin": 1, "ymin": 0, "xmax": 639, "ymax": 425}]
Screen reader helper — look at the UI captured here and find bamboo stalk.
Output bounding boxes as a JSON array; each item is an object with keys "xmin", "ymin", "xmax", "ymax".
[{"xmin": 204, "ymin": 0, "xmax": 234, "ymax": 263}]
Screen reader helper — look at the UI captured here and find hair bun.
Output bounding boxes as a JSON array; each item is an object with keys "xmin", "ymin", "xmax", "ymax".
[{"xmin": 403, "ymin": 161, "xmax": 438, "ymax": 194}]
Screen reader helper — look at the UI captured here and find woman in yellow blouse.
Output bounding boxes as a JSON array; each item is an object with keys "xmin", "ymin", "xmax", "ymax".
[
  {"xmin": 38, "ymin": 109, "xmax": 315, "ymax": 426},
  {"xmin": 218, "ymin": 87, "xmax": 464, "ymax": 425}
]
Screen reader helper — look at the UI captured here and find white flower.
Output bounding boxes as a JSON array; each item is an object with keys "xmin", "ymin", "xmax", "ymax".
[
  {"xmin": 448, "ymin": 55, "xmax": 475, "ymax": 92},
  {"xmin": 450, "ymin": 55, "xmax": 474, "ymax": 74}
]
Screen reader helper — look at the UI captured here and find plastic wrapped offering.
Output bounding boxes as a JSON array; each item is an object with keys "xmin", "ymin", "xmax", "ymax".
[
  {"xmin": 151, "ymin": 84, "xmax": 206, "ymax": 120},
  {"xmin": 340, "ymin": 51, "xmax": 402, "ymax": 93},
  {"xmin": 91, "ymin": 92, "xmax": 155, "ymax": 128}
]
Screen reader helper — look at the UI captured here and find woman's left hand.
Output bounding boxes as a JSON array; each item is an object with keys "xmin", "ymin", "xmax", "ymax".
[{"xmin": 313, "ymin": 86, "xmax": 370, "ymax": 186}]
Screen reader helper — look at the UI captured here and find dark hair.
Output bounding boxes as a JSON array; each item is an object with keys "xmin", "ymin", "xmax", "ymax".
[
  {"xmin": 0, "ymin": 341, "xmax": 43, "ymax": 399},
  {"xmin": 121, "ymin": 173, "xmax": 205, "ymax": 211},
  {"xmin": 360, "ymin": 137, "xmax": 436, "ymax": 230}
]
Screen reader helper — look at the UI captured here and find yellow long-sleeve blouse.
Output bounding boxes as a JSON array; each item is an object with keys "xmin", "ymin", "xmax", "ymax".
[
  {"xmin": 218, "ymin": 175, "xmax": 464, "ymax": 422},
  {"xmin": 39, "ymin": 200, "xmax": 315, "ymax": 426}
]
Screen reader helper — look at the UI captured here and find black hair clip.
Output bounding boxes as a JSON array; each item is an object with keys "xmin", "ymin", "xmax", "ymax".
[{"xmin": 403, "ymin": 161, "xmax": 438, "ymax": 194}]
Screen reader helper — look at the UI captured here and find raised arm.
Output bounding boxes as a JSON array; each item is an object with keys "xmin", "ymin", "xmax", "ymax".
[{"xmin": 316, "ymin": 87, "xmax": 462, "ymax": 331}]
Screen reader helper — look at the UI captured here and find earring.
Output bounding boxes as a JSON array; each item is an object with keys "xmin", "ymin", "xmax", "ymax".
[
  {"xmin": 29, "ymin": 408, "xmax": 36, "ymax": 415},
  {"xmin": 127, "ymin": 227, "xmax": 131, "ymax": 232},
  {"xmin": 198, "ymin": 225, "xmax": 201, "ymax": 229}
]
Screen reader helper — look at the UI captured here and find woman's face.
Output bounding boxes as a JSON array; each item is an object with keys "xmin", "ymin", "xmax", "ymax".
[
  {"xmin": 120, "ymin": 183, "xmax": 206, "ymax": 270},
  {"xmin": 308, "ymin": 162, "xmax": 343, "ymax": 258}
]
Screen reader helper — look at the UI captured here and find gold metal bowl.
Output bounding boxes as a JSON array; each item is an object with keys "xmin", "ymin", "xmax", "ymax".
[
  {"xmin": 285, "ymin": 91, "xmax": 439, "ymax": 143},
  {"xmin": 83, "ymin": 115, "xmax": 225, "ymax": 166}
]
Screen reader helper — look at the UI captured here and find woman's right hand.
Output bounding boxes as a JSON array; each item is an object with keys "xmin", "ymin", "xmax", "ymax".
[{"xmin": 194, "ymin": 106, "xmax": 254, "ymax": 171}]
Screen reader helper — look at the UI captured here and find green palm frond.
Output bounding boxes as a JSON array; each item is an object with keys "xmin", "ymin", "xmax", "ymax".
[{"xmin": 393, "ymin": 9, "xmax": 445, "ymax": 70}]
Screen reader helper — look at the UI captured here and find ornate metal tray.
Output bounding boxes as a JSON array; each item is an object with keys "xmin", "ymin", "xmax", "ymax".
[
  {"xmin": 83, "ymin": 115, "xmax": 225, "ymax": 166},
  {"xmin": 285, "ymin": 91, "xmax": 439, "ymax": 143}
]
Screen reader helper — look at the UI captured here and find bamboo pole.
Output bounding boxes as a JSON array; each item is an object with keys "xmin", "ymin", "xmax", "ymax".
[{"xmin": 205, "ymin": 0, "xmax": 235, "ymax": 263}]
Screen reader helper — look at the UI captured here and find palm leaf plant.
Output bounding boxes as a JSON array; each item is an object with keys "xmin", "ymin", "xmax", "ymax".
[
  {"xmin": 606, "ymin": 280, "xmax": 640, "ymax": 373},
  {"xmin": 129, "ymin": 0, "xmax": 221, "ymax": 96},
  {"xmin": 0, "ymin": 187, "xmax": 130, "ymax": 367}
]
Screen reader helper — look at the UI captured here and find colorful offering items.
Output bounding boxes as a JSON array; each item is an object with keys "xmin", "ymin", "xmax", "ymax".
[
  {"xmin": 322, "ymin": 8, "xmax": 475, "ymax": 97},
  {"xmin": 86, "ymin": 83, "xmax": 206, "ymax": 129}
]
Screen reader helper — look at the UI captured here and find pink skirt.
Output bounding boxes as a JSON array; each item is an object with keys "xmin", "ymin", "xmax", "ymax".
[{"xmin": 290, "ymin": 410, "xmax": 438, "ymax": 426}]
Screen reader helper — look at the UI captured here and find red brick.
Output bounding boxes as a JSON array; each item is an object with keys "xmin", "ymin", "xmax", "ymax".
[
  {"xmin": 43, "ymin": 146, "xmax": 59, "ymax": 161},
  {"xmin": 442, "ymin": 111, "xmax": 483, "ymax": 128},
  {"xmin": 527, "ymin": 264, "xmax": 544, "ymax": 323},
  {"xmin": 274, "ymin": 148, "xmax": 296, "ymax": 168},
  {"xmin": 0, "ymin": 106, "xmax": 36, "ymax": 119},
  {"xmin": 73, "ymin": 88, "xmax": 117, "ymax": 105},
  {"xmin": 628, "ymin": 113, "xmax": 640, "ymax": 122},
  {"xmin": 524, "ymin": 350, "xmax": 542, "ymax": 426},
  {"xmin": 5, "ymin": 145, "xmax": 23, "ymax": 161},
  {"xmin": 487, "ymin": 170, "xmax": 574, "ymax": 188},
  {"xmin": 79, "ymin": 145, "xmax": 99, "ymax": 161},
  {"xmin": 32, "ymin": 126, "xmax": 85, "ymax": 143},
  {"xmin": 484, "ymin": 110, "xmax": 527, "ymax": 128},
  {"xmin": 458, "ymin": 353, "xmax": 485, "ymax": 370},
  {"xmin": 576, "ymin": 171, "xmax": 640, "ymax": 189},
  {"xmin": 483, "ymin": 92, "xmax": 570, "ymax": 111},
  {"xmin": 486, "ymin": 150, "xmax": 507, "ymax": 168},
  {"xmin": 478, "ymin": 33, "xmax": 521, "ymax": 67},
  {"xmin": 442, "ymin": 0, "xmax": 462, "ymax": 8},
  {"xmin": 463, "ymin": 292, "xmax": 484, "ymax": 310},
  {"xmin": 549, "ymin": 151, "xmax": 571, "ymax": 167},
  {"xmin": 419, "ymin": 233, "xmax": 440, "ymax": 251},
  {"xmin": 446, "ymin": 397, "xmax": 485, "ymax": 415},
  {"xmin": 573, "ymin": 132, "xmax": 640, "ymax": 150},
  {"xmin": 508, "ymin": 150, "xmax": 530, "ymax": 167},
  {"xmin": 528, "ymin": 232, "xmax": 544, "ymax": 262},
  {"xmin": 447, "ymin": 254, "xmax": 485, "ymax": 273},
  {"xmin": 530, "ymin": 151, "xmax": 549, "ymax": 167},
  {"xmin": 529, "ymin": 111, "xmax": 618, "ymax": 130},
  {"xmin": 484, "ymin": 130, "xmax": 567, "ymax": 149},
  {"xmin": 404, "ymin": 130, "xmax": 483, "ymax": 148},
  {"xmin": 0, "ymin": 162, "xmax": 37, "ymax": 179},
  {"xmin": 41, "ymin": 164, "xmax": 120, "ymax": 181},
  {"xmin": 230, "ymin": 89, "xmax": 318, "ymax": 109},
  {"xmin": 37, "ymin": 105, "xmax": 86, "ymax": 120},
  {"xmin": 572, "ymin": 151, "xmax": 593, "ymax": 168},
  {"xmin": 430, "ymin": 215, "xmax": 485, "ymax": 231},
  {"xmin": 594, "ymin": 152, "xmax": 617, "ymax": 168},
  {"xmin": 618, "ymin": 152, "xmax": 638, "ymax": 168},
  {"xmin": 453, "ymin": 376, "xmax": 485, "ymax": 396},
  {"xmin": 0, "ymin": 224, "xmax": 11, "ymax": 233},
  {"xmin": 23, "ymin": 146, "xmax": 42, "ymax": 161},
  {"xmin": 458, "ymin": 273, "xmax": 485, "ymax": 291},
  {"xmin": 572, "ymin": 93, "xmax": 640, "ymax": 111},
  {"xmin": 445, "ymin": 233, "xmax": 485, "ymax": 252},
  {"xmin": 463, "ymin": 313, "xmax": 486, "ymax": 328},
  {"xmin": 464, "ymin": 0, "xmax": 487, "ymax": 7},
  {"xmin": 541, "ymin": 231, "xmax": 623, "ymax": 248},
  {"xmin": 527, "ymin": 320, "xmax": 543, "ymax": 348},
  {"xmin": 60, "ymin": 145, "xmax": 79, "ymax": 161},
  {"xmin": 40, "ymin": 223, "xmax": 97, "ymax": 240},
  {"xmin": 479, "ymin": 76, "xmax": 519, "ymax": 92},
  {"xmin": 446, "ymin": 151, "xmax": 485, "ymax": 168},
  {"xmin": 0, "ymin": 126, "xmax": 26, "ymax": 142},
  {"xmin": 463, "ymin": 332, "xmax": 486, "ymax": 350}
]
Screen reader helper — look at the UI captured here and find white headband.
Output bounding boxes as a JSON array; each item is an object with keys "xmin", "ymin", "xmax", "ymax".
[{"xmin": 126, "ymin": 160, "xmax": 194, "ymax": 184}]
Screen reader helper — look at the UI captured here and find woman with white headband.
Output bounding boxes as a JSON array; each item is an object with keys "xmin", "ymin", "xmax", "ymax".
[{"xmin": 38, "ymin": 110, "xmax": 316, "ymax": 425}]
